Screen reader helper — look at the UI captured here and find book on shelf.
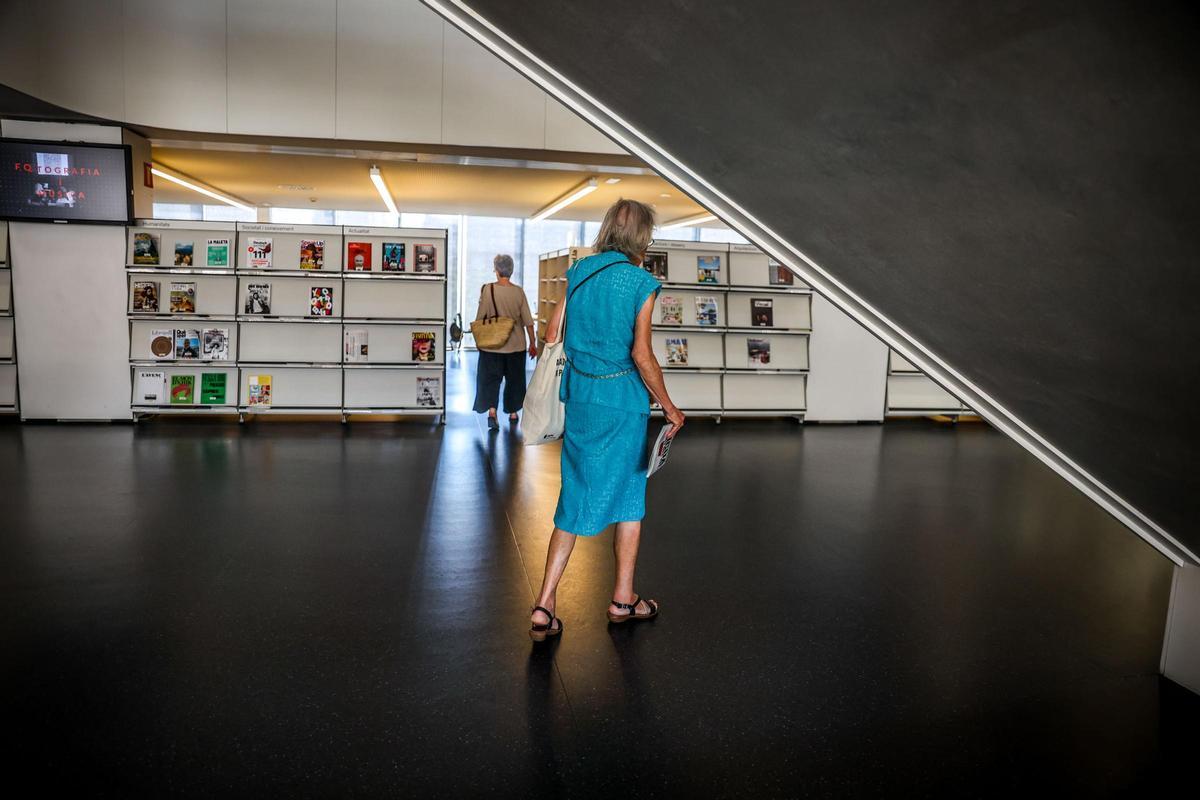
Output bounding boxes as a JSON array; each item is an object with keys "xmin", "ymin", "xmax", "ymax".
[
  {"xmin": 134, "ymin": 370, "xmax": 166, "ymax": 404},
  {"xmin": 206, "ymin": 238, "xmax": 230, "ymax": 267},
  {"xmin": 132, "ymin": 232, "xmax": 160, "ymax": 265},
  {"xmin": 247, "ymin": 238, "xmax": 272, "ymax": 269},
  {"xmin": 768, "ymin": 258, "xmax": 794, "ymax": 286},
  {"xmin": 200, "ymin": 372, "xmax": 227, "ymax": 404},
  {"xmin": 411, "ymin": 331, "xmax": 436, "ymax": 362},
  {"xmin": 347, "ymin": 241, "xmax": 372, "ymax": 271},
  {"xmin": 244, "ymin": 282, "xmax": 271, "ymax": 314},
  {"xmin": 300, "ymin": 239, "xmax": 325, "ymax": 270},
  {"xmin": 659, "ymin": 295, "xmax": 683, "ymax": 325},
  {"xmin": 149, "ymin": 329, "xmax": 174, "ymax": 359},
  {"xmin": 748, "ymin": 337, "xmax": 771, "ymax": 366},
  {"xmin": 174, "ymin": 329, "xmax": 201, "ymax": 359},
  {"xmin": 417, "ymin": 376, "xmax": 441, "ymax": 407},
  {"xmin": 695, "ymin": 295, "xmax": 718, "ymax": 326},
  {"xmin": 665, "ymin": 337, "xmax": 688, "ymax": 366},
  {"xmin": 344, "ymin": 328, "xmax": 369, "ymax": 362},
  {"xmin": 414, "ymin": 244, "xmax": 436, "ymax": 273},
  {"xmin": 202, "ymin": 327, "xmax": 230, "ymax": 360},
  {"xmin": 697, "ymin": 254, "xmax": 721, "ymax": 284},
  {"xmin": 132, "ymin": 281, "xmax": 159, "ymax": 312},
  {"xmin": 643, "ymin": 250, "xmax": 668, "ymax": 281},
  {"xmin": 174, "ymin": 241, "xmax": 194, "ymax": 267},
  {"xmin": 382, "ymin": 242, "xmax": 405, "ymax": 272},
  {"xmin": 170, "ymin": 375, "xmax": 195, "ymax": 404},
  {"xmin": 248, "ymin": 374, "xmax": 272, "ymax": 407},
  {"xmin": 169, "ymin": 282, "xmax": 196, "ymax": 314},
  {"xmin": 751, "ymin": 298, "xmax": 774, "ymax": 327},
  {"xmin": 309, "ymin": 286, "xmax": 334, "ymax": 316}
]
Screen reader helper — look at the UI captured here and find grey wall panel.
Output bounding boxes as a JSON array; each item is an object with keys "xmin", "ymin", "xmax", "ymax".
[
  {"xmin": 443, "ymin": 0, "xmax": 1200, "ymax": 555},
  {"xmin": 806, "ymin": 294, "xmax": 888, "ymax": 423}
]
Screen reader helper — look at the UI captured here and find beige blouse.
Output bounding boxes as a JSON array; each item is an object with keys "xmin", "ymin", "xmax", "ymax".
[{"xmin": 475, "ymin": 282, "xmax": 535, "ymax": 353}]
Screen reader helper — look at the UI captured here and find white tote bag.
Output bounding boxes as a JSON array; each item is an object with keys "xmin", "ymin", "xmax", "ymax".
[{"xmin": 521, "ymin": 260, "xmax": 628, "ymax": 445}]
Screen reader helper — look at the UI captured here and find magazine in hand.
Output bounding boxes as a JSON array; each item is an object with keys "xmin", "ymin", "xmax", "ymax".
[{"xmin": 646, "ymin": 423, "xmax": 675, "ymax": 478}]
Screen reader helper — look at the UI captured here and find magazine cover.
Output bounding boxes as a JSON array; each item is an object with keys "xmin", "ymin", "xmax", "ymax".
[
  {"xmin": 134, "ymin": 370, "xmax": 166, "ymax": 404},
  {"xmin": 174, "ymin": 329, "xmax": 201, "ymax": 359},
  {"xmin": 411, "ymin": 331, "xmax": 437, "ymax": 362},
  {"xmin": 695, "ymin": 295, "xmax": 718, "ymax": 326},
  {"xmin": 248, "ymin": 374, "xmax": 272, "ymax": 407},
  {"xmin": 132, "ymin": 232, "xmax": 160, "ymax": 265},
  {"xmin": 347, "ymin": 241, "xmax": 372, "ymax": 271},
  {"xmin": 414, "ymin": 244, "xmax": 436, "ymax": 272},
  {"xmin": 697, "ymin": 255, "xmax": 721, "ymax": 284},
  {"xmin": 244, "ymin": 283, "xmax": 271, "ymax": 315},
  {"xmin": 309, "ymin": 286, "xmax": 334, "ymax": 316},
  {"xmin": 202, "ymin": 328, "xmax": 230, "ymax": 360},
  {"xmin": 170, "ymin": 375, "xmax": 195, "ymax": 404},
  {"xmin": 751, "ymin": 298, "xmax": 774, "ymax": 327},
  {"xmin": 132, "ymin": 281, "xmax": 159, "ymax": 312},
  {"xmin": 665, "ymin": 337, "xmax": 689, "ymax": 366},
  {"xmin": 643, "ymin": 250, "xmax": 668, "ymax": 281},
  {"xmin": 169, "ymin": 282, "xmax": 196, "ymax": 313},
  {"xmin": 768, "ymin": 258, "xmax": 794, "ymax": 286},
  {"xmin": 382, "ymin": 242, "xmax": 405, "ymax": 271},
  {"xmin": 200, "ymin": 372, "xmax": 227, "ymax": 404},
  {"xmin": 344, "ymin": 328, "xmax": 369, "ymax": 362},
  {"xmin": 247, "ymin": 238, "xmax": 272, "ymax": 269},
  {"xmin": 659, "ymin": 295, "xmax": 683, "ymax": 325},
  {"xmin": 206, "ymin": 238, "xmax": 230, "ymax": 267},
  {"xmin": 300, "ymin": 239, "xmax": 325, "ymax": 270},
  {"xmin": 416, "ymin": 376, "xmax": 441, "ymax": 407},
  {"xmin": 748, "ymin": 337, "xmax": 771, "ymax": 366},
  {"xmin": 174, "ymin": 241, "xmax": 194, "ymax": 267},
  {"xmin": 149, "ymin": 329, "xmax": 174, "ymax": 359}
]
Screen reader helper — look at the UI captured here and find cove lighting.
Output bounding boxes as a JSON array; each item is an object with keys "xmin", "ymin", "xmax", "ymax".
[
  {"xmin": 532, "ymin": 178, "xmax": 598, "ymax": 222},
  {"xmin": 369, "ymin": 166, "xmax": 399, "ymax": 216},
  {"xmin": 150, "ymin": 167, "xmax": 251, "ymax": 211},
  {"xmin": 662, "ymin": 212, "xmax": 718, "ymax": 229}
]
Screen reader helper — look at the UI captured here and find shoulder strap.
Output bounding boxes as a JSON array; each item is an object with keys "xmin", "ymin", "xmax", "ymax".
[
  {"xmin": 557, "ymin": 259, "xmax": 632, "ymax": 342},
  {"xmin": 488, "ymin": 283, "xmax": 500, "ymax": 319}
]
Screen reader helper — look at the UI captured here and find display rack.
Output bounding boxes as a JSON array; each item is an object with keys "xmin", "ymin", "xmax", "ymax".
[
  {"xmin": 884, "ymin": 349, "xmax": 972, "ymax": 418},
  {"xmin": 125, "ymin": 221, "xmax": 448, "ymax": 422},
  {"xmin": 0, "ymin": 221, "xmax": 17, "ymax": 414},
  {"xmin": 537, "ymin": 240, "xmax": 811, "ymax": 420}
]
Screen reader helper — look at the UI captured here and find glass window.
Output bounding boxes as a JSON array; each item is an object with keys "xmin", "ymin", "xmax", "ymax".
[
  {"xmin": 401, "ymin": 213, "xmax": 461, "ymax": 325},
  {"xmin": 654, "ymin": 225, "xmax": 700, "ymax": 242},
  {"xmin": 152, "ymin": 202, "xmax": 202, "ymax": 221},
  {"xmin": 521, "ymin": 219, "xmax": 582, "ymax": 310},
  {"xmin": 699, "ymin": 227, "xmax": 749, "ymax": 244},
  {"xmin": 462, "ymin": 216, "xmax": 523, "ymax": 324},
  {"xmin": 269, "ymin": 207, "xmax": 335, "ymax": 225},
  {"xmin": 203, "ymin": 204, "xmax": 255, "ymax": 222},
  {"xmin": 334, "ymin": 209, "xmax": 399, "ymax": 227}
]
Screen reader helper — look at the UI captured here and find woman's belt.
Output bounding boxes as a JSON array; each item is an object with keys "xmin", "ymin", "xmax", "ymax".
[{"xmin": 565, "ymin": 355, "xmax": 635, "ymax": 380}]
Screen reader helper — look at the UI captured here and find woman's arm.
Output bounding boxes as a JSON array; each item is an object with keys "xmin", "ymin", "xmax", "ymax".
[
  {"xmin": 543, "ymin": 299, "xmax": 566, "ymax": 344},
  {"xmin": 631, "ymin": 294, "xmax": 685, "ymax": 437}
]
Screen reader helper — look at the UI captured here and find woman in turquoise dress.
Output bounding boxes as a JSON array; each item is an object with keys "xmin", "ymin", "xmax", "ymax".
[{"xmin": 528, "ymin": 199, "xmax": 686, "ymax": 641}]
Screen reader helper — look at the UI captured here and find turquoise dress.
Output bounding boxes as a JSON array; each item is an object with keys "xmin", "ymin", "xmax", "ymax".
[{"xmin": 554, "ymin": 250, "xmax": 662, "ymax": 536}]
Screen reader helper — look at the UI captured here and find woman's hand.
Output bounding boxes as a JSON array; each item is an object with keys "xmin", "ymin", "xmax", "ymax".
[
  {"xmin": 528, "ymin": 343, "xmax": 539, "ymax": 358},
  {"xmin": 664, "ymin": 405, "xmax": 686, "ymax": 437}
]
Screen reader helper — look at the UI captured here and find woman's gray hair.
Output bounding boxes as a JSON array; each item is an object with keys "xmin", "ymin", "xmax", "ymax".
[
  {"xmin": 592, "ymin": 198, "xmax": 656, "ymax": 257},
  {"xmin": 493, "ymin": 253, "xmax": 515, "ymax": 278}
]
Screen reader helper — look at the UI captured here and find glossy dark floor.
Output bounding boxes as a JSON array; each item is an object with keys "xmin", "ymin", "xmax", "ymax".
[{"xmin": 1, "ymin": 354, "xmax": 1195, "ymax": 797}]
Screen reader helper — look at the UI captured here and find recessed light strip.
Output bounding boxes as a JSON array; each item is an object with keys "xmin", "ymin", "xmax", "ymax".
[
  {"xmin": 662, "ymin": 212, "xmax": 717, "ymax": 229},
  {"xmin": 150, "ymin": 166, "xmax": 252, "ymax": 211},
  {"xmin": 369, "ymin": 166, "xmax": 400, "ymax": 216},
  {"xmin": 532, "ymin": 177, "xmax": 598, "ymax": 222}
]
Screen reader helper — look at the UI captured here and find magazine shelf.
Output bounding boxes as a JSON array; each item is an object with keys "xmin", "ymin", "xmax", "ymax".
[{"xmin": 127, "ymin": 222, "xmax": 447, "ymax": 420}]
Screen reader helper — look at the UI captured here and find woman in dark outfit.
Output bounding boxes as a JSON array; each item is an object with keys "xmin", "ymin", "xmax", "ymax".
[{"xmin": 473, "ymin": 254, "xmax": 537, "ymax": 430}]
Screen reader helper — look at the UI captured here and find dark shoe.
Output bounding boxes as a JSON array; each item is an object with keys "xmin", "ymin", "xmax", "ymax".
[
  {"xmin": 530, "ymin": 606, "xmax": 563, "ymax": 642},
  {"xmin": 487, "ymin": 415, "xmax": 499, "ymax": 431},
  {"xmin": 509, "ymin": 413, "xmax": 519, "ymax": 423},
  {"xmin": 607, "ymin": 595, "xmax": 659, "ymax": 624}
]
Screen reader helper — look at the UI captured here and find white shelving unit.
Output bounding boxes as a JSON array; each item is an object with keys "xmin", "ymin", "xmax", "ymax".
[
  {"xmin": 0, "ymin": 221, "xmax": 16, "ymax": 414},
  {"xmin": 125, "ymin": 221, "xmax": 447, "ymax": 421},
  {"xmin": 885, "ymin": 349, "xmax": 972, "ymax": 418}
]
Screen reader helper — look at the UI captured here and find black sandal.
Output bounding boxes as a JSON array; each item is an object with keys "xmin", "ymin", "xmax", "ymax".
[
  {"xmin": 607, "ymin": 595, "xmax": 659, "ymax": 624},
  {"xmin": 529, "ymin": 606, "xmax": 563, "ymax": 641}
]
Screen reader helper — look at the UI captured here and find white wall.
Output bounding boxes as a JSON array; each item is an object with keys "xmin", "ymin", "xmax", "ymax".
[
  {"xmin": 805, "ymin": 294, "xmax": 888, "ymax": 422},
  {"xmin": 0, "ymin": 0, "xmax": 625, "ymax": 155}
]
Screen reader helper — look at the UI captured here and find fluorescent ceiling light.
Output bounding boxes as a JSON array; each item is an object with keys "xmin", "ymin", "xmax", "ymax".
[
  {"xmin": 150, "ymin": 166, "xmax": 252, "ymax": 211},
  {"xmin": 605, "ymin": 177, "xmax": 621, "ymax": 184},
  {"xmin": 369, "ymin": 166, "xmax": 399, "ymax": 216},
  {"xmin": 662, "ymin": 212, "xmax": 717, "ymax": 229},
  {"xmin": 532, "ymin": 178, "xmax": 598, "ymax": 222}
]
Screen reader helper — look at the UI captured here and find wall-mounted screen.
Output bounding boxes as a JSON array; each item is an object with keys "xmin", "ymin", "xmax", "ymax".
[{"xmin": 0, "ymin": 138, "xmax": 132, "ymax": 224}]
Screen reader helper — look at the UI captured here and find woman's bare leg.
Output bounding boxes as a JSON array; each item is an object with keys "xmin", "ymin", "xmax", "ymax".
[
  {"xmin": 609, "ymin": 521, "xmax": 651, "ymax": 616},
  {"xmin": 531, "ymin": 527, "xmax": 576, "ymax": 628}
]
